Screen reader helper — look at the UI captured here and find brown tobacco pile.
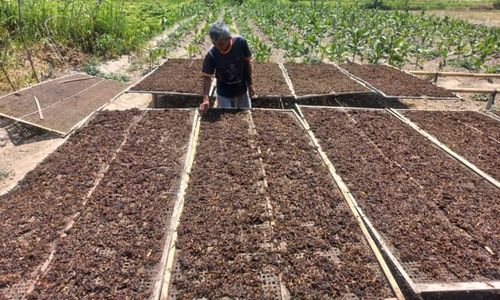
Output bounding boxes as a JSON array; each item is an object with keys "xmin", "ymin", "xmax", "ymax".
[
  {"xmin": 403, "ymin": 110, "xmax": 500, "ymax": 179},
  {"xmin": 30, "ymin": 110, "xmax": 193, "ymax": 299},
  {"xmin": 341, "ymin": 63, "xmax": 456, "ymax": 98},
  {"xmin": 304, "ymin": 108, "xmax": 499, "ymax": 282}
]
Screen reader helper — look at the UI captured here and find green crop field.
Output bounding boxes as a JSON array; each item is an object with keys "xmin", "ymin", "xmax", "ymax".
[
  {"xmin": 0, "ymin": 0, "xmax": 498, "ymax": 92},
  {"xmin": 250, "ymin": 1, "xmax": 499, "ymax": 69}
]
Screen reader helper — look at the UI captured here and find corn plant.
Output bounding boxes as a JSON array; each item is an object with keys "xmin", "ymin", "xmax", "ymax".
[
  {"xmin": 246, "ymin": 0, "xmax": 499, "ymax": 70},
  {"xmin": 234, "ymin": 10, "xmax": 271, "ymax": 62},
  {"xmin": 186, "ymin": 44, "xmax": 198, "ymax": 58},
  {"xmin": 146, "ymin": 47, "xmax": 165, "ymax": 69}
]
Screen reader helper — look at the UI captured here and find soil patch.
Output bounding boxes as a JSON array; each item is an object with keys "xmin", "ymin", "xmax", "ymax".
[
  {"xmin": 285, "ymin": 63, "xmax": 369, "ymax": 96},
  {"xmin": 417, "ymin": 10, "xmax": 500, "ymax": 28},
  {"xmin": 104, "ymin": 93, "xmax": 153, "ymax": 111},
  {"xmin": 248, "ymin": 19, "xmax": 285, "ymax": 63},
  {"xmin": 400, "ymin": 98, "xmax": 487, "ymax": 110},
  {"xmin": 253, "ymin": 62, "xmax": 291, "ymax": 97},
  {"xmin": 341, "ymin": 63, "xmax": 456, "ymax": 98}
]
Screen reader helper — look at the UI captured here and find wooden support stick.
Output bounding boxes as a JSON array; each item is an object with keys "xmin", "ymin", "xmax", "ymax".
[
  {"xmin": 279, "ymin": 63, "xmax": 297, "ymax": 99},
  {"xmin": 153, "ymin": 94, "xmax": 159, "ymax": 108},
  {"xmin": 156, "ymin": 110, "xmax": 200, "ymax": 300},
  {"xmin": 483, "ymin": 111, "xmax": 500, "ymax": 122},
  {"xmin": 298, "ymin": 104, "xmax": 385, "ymax": 111},
  {"xmin": 410, "ymin": 71, "xmax": 500, "ymax": 79},
  {"xmin": 416, "ymin": 281, "xmax": 500, "ymax": 293},
  {"xmin": 126, "ymin": 90, "xmax": 202, "ymax": 97},
  {"xmin": 0, "ymin": 112, "xmax": 65, "ymax": 135},
  {"xmin": 33, "ymin": 96, "xmax": 44, "ymax": 120},
  {"xmin": 59, "ymin": 76, "xmax": 94, "ymax": 84},
  {"xmin": 485, "ymin": 89, "xmax": 497, "ymax": 111},
  {"xmin": 448, "ymin": 87, "xmax": 497, "ymax": 94}
]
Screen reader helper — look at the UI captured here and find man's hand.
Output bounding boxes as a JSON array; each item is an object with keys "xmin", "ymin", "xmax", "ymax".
[
  {"xmin": 249, "ymin": 85, "xmax": 255, "ymax": 98},
  {"xmin": 199, "ymin": 96, "xmax": 210, "ymax": 114}
]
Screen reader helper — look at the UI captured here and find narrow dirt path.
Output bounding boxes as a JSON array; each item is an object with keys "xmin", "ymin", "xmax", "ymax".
[
  {"xmin": 247, "ymin": 18, "xmax": 285, "ymax": 63},
  {"xmin": 170, "ymin": 19, "xmax": 207, "ymax": 59}
]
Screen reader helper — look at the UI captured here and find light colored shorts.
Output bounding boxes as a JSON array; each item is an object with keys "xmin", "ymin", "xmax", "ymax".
[{"xmin": 216, "ymin": 92, "xmax": 252, "ymax": 109}]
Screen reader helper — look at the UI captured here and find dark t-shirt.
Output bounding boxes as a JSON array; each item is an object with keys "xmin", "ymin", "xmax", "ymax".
[{"xmin": 202, "ymin": 36, "xmax": 252, "ymax": 98}]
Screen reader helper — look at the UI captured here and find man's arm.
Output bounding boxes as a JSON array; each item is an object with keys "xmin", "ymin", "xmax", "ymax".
[
  {"xmin": 202, "ymin": 73, "xmax": 212, "ymax": 97},
  {"xmin": 244, "ymin": 57, "xmax": 255, "ymax": 97},
  {"xmin": 200, "ymin": 52, "xmax": 214, "ymax": 113},
  {"xmin": 200, "ymin": 73, "xmax": 212, "ymax": 113}
]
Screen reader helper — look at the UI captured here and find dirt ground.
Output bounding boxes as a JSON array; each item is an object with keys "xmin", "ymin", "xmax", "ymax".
[
  {"xmin": 401, "ymin": 56, "xmax": 500, "ymax": 110},
  {"xmin": 97, "ymin": 20, "xmax": 193, "ymax": 83},
  {"xmin": 399, "ymin": 98, "xmax": 492, "ymax": 110},
  {"xmin": 103, "ymin": 93, "xmax": 152, "ymax": 110},
  {"xmin": 0, "ymin": 128, "xmax": 64, "ymax": 196},
  {"xmin": 248, "ymin": 18, "xmax": 286, "ymax": 63},
  {"xmin": 415, "ymin": 10, "xmax": 500, "ymax": 28},
  {"xmin": 399, "ymin": 75, "xmax": 499, "ymax": 110}
]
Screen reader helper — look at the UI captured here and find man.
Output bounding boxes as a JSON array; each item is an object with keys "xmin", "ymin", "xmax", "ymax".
[{"xmin": 199, "ymin": 21, "xmax": 254, "ymax": 113}]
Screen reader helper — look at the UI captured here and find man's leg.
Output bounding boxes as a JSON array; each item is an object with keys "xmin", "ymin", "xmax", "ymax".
[
  {"xmin": 216, "ymin": 94, "xmax": 233, "ymax": 108},
  {"xmin": 234, "ymin": 92, "xmax": 252, "ymax": 109}
]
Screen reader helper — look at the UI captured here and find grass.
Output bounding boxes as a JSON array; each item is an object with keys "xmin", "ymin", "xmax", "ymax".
[
  {"xmin": 0, "ymin": 0, "xmax": 191, "ymax": 58},
  {"xmin": 0, "ymin": 169, "xmax": 9, "ymax": 179},
  {"xmin": 81, "ymin": 63, "xmax": 130, "ymax": 82},
  {"xmin": 0, "ymin": 0, "xmax": 204, "ymax": 89}
]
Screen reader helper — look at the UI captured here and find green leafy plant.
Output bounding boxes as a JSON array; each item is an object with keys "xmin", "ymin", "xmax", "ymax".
[{"xmin": 81, "ymin": 62, "xmax": 129, "ymax": 82}]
